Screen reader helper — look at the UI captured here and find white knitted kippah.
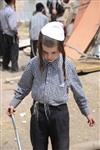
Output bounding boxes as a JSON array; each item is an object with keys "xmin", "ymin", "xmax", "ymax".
[{"xmin": 41, "ymin": 21, "xmax": 64, "ymax": 41}]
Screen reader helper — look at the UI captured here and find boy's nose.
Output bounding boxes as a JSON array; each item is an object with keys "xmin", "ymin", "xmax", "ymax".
[{"xmin": 47, "ymin": 54, "xmax": 52, "ymax": 62}]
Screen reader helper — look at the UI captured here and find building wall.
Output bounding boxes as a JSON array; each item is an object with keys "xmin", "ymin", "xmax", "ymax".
[
  {"xmin": 16, "ymin": 0, "xmax": 34, "ymax": 22},
  {"xmin": 16, "ymin": 0, "xmax": 46, "ymax": 22},
  {"xmin": 0, "ymin": 0, "xmax": 5, "ymax": 9}
]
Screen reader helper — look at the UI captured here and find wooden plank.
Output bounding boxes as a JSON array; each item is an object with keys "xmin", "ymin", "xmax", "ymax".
[
  {"xmin": 64, "ymin": 0, "xmax": 100, "ymax": 60},
  {"xmin": 75, "ymin": 59, "xmax": 100, "ymax": 73},
  {"xmin": 73, "ymin": 0, "xmax": 90, "ymax": 29},
  {"xmin": 4, "ymin": 76, "xmax": 21, "ymax": 83},
  {"xmin": 19, "ymin": 38, "xmax": 30, "ymax": 49}
]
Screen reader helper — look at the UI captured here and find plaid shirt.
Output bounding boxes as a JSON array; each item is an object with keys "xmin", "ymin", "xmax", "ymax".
[{"xmin": 10, "ymin": 56, "xmax": 90, "ymax": 116}]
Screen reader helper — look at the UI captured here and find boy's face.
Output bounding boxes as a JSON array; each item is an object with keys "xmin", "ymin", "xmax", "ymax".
[{"xmin": 42, "ymin": 45, "xmax": 60, "ymax": 62}]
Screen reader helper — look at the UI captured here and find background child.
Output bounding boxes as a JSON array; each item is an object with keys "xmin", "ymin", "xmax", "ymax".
[
  {"xmin": 0, "ymin": 0, "xmax": 19, "ymax": 72},
  {"xmin": 7, "ymin": 21, "xmax": 95, "ymax": 150},
  {"xmin": 29, "ymin": 2, "xmax": 49, "ymax": 58}
]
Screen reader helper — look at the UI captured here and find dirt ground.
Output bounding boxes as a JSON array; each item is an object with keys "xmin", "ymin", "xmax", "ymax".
[{"xmin": 0, "ymin": 49, "xmax": 100, "ymax": 150}]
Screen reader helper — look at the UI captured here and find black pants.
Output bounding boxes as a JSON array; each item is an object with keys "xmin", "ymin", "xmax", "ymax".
[
  {"xmin": 30, "ymin": 103, "xmax": 69, "ymax": 150},
  {"xmin": 30, "ymin": 40, "xmax": 38, "ymax": 58},
  {"xmin": 2, "ymin": 34, "xmax": 19, "ymax": 71},
  {"xmin": 0, "ymin": 31, "xmax": 4, "ymax": 57}
]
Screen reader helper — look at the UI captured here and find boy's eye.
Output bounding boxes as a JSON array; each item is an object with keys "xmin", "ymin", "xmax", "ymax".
[
  {"xmin": 52, "ymin": 52, "xmax": 56, "ymax": 54},
  {"xmin": 43, "ymin": 51, "xmax": 47, "ymax": 54}
]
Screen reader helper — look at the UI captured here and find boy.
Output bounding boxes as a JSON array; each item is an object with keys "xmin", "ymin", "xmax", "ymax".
[{"xmin": 7, "ymin": 22, "xmax": 95, "ymax": 150}]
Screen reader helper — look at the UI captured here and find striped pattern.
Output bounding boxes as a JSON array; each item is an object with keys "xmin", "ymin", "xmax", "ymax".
[
  {"xmin": 29, "ymin": 12, "xmax": 49, "ymax": 40},
  {"xmin": 0, "ymin": 5, "xmax": 17, "ymax": 36},
  {"xmin": 10, "ymin": 56, "xmax": 90, "ymax": 116}
]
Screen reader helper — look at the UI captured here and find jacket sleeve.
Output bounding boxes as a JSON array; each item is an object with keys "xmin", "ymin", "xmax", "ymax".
[
  {"xmin": 10, "ymin": 62, "xmax": 34, "ymax": 108},
  {"xmin": 68, "ymin": 62, "xmax": 90, "ymax": 116}
]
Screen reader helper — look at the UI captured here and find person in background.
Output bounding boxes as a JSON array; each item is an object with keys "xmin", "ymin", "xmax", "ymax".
[
  {"xmin": 0, "ymin": 0, "xmax": 19, "ymax": 72},
  {"xmin": 29, "ymin": 2, "xmax": 49, "ymax": 58},
  {"xmin": 66, "ymin": 16, "xmax": 75, "ymax": 39},
  {"xmin": 61, "ymin": 0, "xmax": 70, "ymax": 5},
  {"xmin": 56, "ymin": 4, "xmax": 74, "ymax": 37},
  {"xmin": 47, "ymin": 0, "xmax": 70, "ymax": 21},
  {"xmin": 47, "ymin": 0, "xmax": 59, "ymax": 21},
  {"xmin": 7, "ymin": 22, "xmax": 95, "ymax": 150},
  {"xmin": 56, "ymin": 4, "xmax": 66, "ymax": 35}
]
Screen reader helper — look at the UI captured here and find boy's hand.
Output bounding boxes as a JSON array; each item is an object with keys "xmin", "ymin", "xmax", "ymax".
[
  {"xmin": 7, "ymin": 106, "xmax": 16, "ymax": 116},
  {"xmin": 86, "ymin": 114, "xmax": 96, "ymax": 127}
]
